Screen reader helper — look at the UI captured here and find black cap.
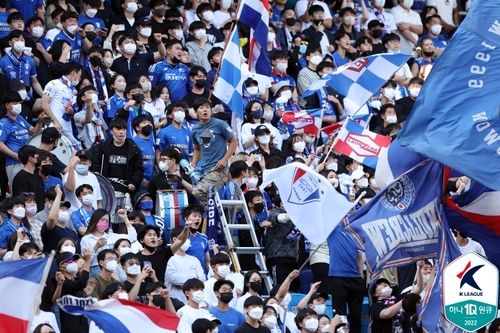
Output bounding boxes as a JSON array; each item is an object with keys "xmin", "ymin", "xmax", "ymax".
[
  {"xmin": 368, "ymin": 19, "xmax": 384, "ymax": 29},
  {"xmin": 371, "ymin": 278, "xmax": 391, "ymax": 298},
  {"xmin": 56, "ymin": 252, "xmax": 80, "ymax": 267},
  {"xmin": 245, "ymin": 77, "xmax": 258, "ymax": 87},
  {"xmin": 133, "ymin": 190, "xmax": 151, "ymax": 209},
  {"xmin": 254, "ymin": 125, "xmax": 271, "ymax": 136},
  {"xmin": 75, "ymin": 149, "xmax": 90, "ymax": 159},
  {"xmin": 9, "ymin": 78, "xmax": 29, "ymax": 92},
  {"xmin": 41, "ymin": 127, "xmax": 61, "ymax": 144},
  {"xmin": 60, "ymin": 201, "xmax": 71, "ymax": 209},
  {"xmin": 308, "ymin": 292, "xmax": 329, "ymax": 304},
  {"xmin": 135, "ymin": 16, "xmax": 152, "ymax": 27}
]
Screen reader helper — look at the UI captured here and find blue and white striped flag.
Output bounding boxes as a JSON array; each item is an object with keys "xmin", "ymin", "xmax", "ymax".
[
  {"xmin": 213, "ymin": 26, "xmax": 245, "ymax": 118},
  {"xmin": 302, "ymin": 54, "xmax": 411, "ymax": 108}
]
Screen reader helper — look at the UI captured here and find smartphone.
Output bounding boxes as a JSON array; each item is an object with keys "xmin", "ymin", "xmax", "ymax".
[
  {"xmin": 144, "ymin": 261, "xmax": 151, "ymax": 268},
  {"xmin": 339, "ymin": 315, "xmax": 348, "ymax": 324},
  {"xmin": 116, "ymin": 24, "xmax": 125, "ymax": 31}
]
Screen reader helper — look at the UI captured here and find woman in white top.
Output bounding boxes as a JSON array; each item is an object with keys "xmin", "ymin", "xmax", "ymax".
[
  {"xmin": 236, "ymin": 270, "xmax": 263, "ymax": 314},
  {"xmin": 213, "ymin": 0, "xmax": 232, "ymax": 28},
  {"xmin": 261, "ymin": 102, "xmax": 282, "ymax": 150},
  {"xmin": 139, "ymin": 75, "xmax": 167, "ymax": 132},
  {"xmin": 80, "ymin": 209, "xmax": 137, "ymax": 279},
  {"xmin": 241, "ymin": 100, "xmax": 265, "ymax": 153}
]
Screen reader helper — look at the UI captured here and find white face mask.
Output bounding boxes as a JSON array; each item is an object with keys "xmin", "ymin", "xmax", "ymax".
[
  {"xmin": 221, "ymin": 0, "xmax": 231, "ymax": 9},
  {"xmin": 374, "ymin": 0, "xmax": 385, "ymax": 7},
  {"xmin": 11, "ymin": 104, "xmax": 22, "ymax": 115},
  {"xmin": 13, "ymin": 207, "xmax": 26, "ymax": 219},
  {"xmin": 304, "ymin": 318, "xmax": 319, "ymax": 331},
  {"xmin": 423, "ymin": 274, "xmax": 430, "ymax": 283},
  {"xmin": 126, "ymin": 264, "xmax": 141, "ymax": 275},
  {"xmin": 280, "ymin": 90, "xmax": 292, "ymax": 101},
  {"xmin": 383, "ymin": 88, "xmax": 396, "ymax": 99},
  {"xmin": 17, "ymin": 89, "xmax": 27, "ymax": 100},
  {"xmin": 309, "ymin": 55, "xmax": 322, "ymax": 65},
  {"xmin": 114, "ymin": 81, "xmax": 126, "ymax": 92},
  {"xmin": 267, "ymin": 31, "xmax": 276, "ymax": 43},
  {"xmin": 140, "ymin": 27, "xmax": 152, "ymax": 37},
  {"xmin": 123, "ymin": 43, "xmax": 137, "ymax": 54},
  {"xmin": 380, "ymin": 285, "xmax": 392, "ymax": 297},
  {"xmin": 263, "ymin": 109, "xmax": 274, "ymax": 121},
  {"xmin": 174, "ymin": 29, "xmax": 184, "ymax": 40},
  {"xmin": 66, "ymin": 25, "xmax": 78, "ymax": 34},
  {"xmin": 13, "ymin": 41, "xmax": 25, "ymax": 53},
  {"xmin": 357, "ymin": 177, "xmax": 369, "ymax": 188},
  {"xmin": 31, "ymin": 26, "xmax": 44, "ymax": 39},
  {"xmin": 194, "ymin": 29, "xmax": 206, "ymax": 40},
  {"xmin": 202, "ymin": 11, "xmax": 214, "ymax": 22},
  {"xmin": 327, "ymin": 162, "xmax": 338, "ymax": 171},
  {"xmin": 191, "ymin": 290, "xmax": 205, "ymax": 303},
  {"xmin": 276, "ymin": 62, "xmax": 287, "ymax": 72},
  {"xmin": 264, "ymin": 315, "xmax": 277, "ymax": 329},
  {"xmin": 58, "ymin": 211, "xmax": 70, "ymax": 224},
  {"xmin": 314, "ymin": 304, "xmax": 326, "ymax": 315},
  {"xmin": 388, "ymin": 48, "xmax": 401, "ymax": 54},
  {"xmin": 246, "ymin": 86, "xmax": 259, "ymax": 95},
  {"xmin": 119, "ymin": 247, "xmax": 134, "ymax": 256},
  {"xmin": 342, "ymin": 16, "xmax": 354, "ymax": 26},
  {"xmin": 105, "ymin": 260, "xmax": 118, "ymax": 272},
  {"xmin": 248, "ymin": 307, "xmax": 263, "ymax": 320},
  {"xmin": 322, "ymin": 324, "xmax": 331, "ymax": 333},
  {"xmin": 304, "ymin": 135, "xmax": 315, "ymax": 144},
  {"xmin": 385, "ymin": 115, "xmax": 397, "ymax": 124},
  {"xmin": 430, "ymin": 24, "xmax": 442, "ymax": 35},
  {"xmin": 62, "ymin": 245, "xmax": 76, "ymax": 255},
  {"xmin": 126, "ymin": 2, "xmax": 138, "ymax": 13},
  {"xmin": 403, "ymin": 0, "xmax": 413, "ymax": 7},
  {"xmin": 258, "ymin": 134, "xmax": 270, "ymax": 145},
  {"xmin": 217, "ymin": 265, "xmax": 231, "ymax": 278},
  {"xmin": 409, "ymin": 87, "xmax": 421, "ymax": 98},
  {"xmin": 56, "ymin": 22, "xmax": 63, "ymax": 29},
  {"xmin": 293, "ymin": 141, "xmax": 305, "ymax": 152},
  {"xmin": 118, "ymin": 292, "xmax": 129, "ymax": 299},
  {"xmin": 66, "ymin": 262, "xmax": 79, "ymax": 275},
  {"xmin": 173, "ymin": 111, "xmax": 185, "ymax": 123},
  {"xmin": 86, "ymin": 8, "xmax": 98, "ymax": 18},
  {"xmin": 329, "ymin": 178, "xmax": 339, "ymax": 188},
  {"xmin": 82, "ymin": 194, "xmax": 95, "ymax": 206},
  {"xmin": 159, "ymin": 160, "xmax": 171, "ymax": 172}
]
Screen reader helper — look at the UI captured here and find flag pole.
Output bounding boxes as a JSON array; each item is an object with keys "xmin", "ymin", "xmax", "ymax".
[{"xmin": 322, "ymin": 117, "xmax": 350, "ymax": 160}]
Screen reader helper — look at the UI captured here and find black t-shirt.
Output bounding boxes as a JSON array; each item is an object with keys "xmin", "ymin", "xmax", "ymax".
[
  {"xmin": 124, "ymin": 280, "xmax": 149, "ymax": 303},
  {"xmin": 59, "ymin": 270, "xmax": 90, "ymax": 333},
  {"xmin": 107, "ymin": 142, "xmax": 129, "ymax": 192},
  {"xmin": 395, "ymin": 96, "xmax": 416, "ymax": 118},
  {"xmin": 234, "ymin": 322, "xmax": 271, "ymax": 333},
  {"xmin": 137, "ymin": 247, "xmax": 174, "ymax": 283},
  {"xmin": 12, "ymin": 170, "xmax": 45, "ymax": 212},
  {"xmin": 41, "ymin": 224, "xmax": 80, "ymax": 253},
  {"xmin": 370, "ymin": 296, "xmax": 409, "ymax": 333},
  {"xmin": 183, "ymin": 90, "xmax": 210, "ymax": 108}
]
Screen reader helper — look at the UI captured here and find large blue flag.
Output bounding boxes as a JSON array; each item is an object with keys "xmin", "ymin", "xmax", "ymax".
[
  {"xmin": 398, "ymin": 0, "xmax": 500, "ymax": 191},
  {"xmin": 204, "ymin": 185, "xmax": 225, "ymax": 255},
  {"xmin": 345, "ymin": 159, "xmax": 444, "ymax": 280}
]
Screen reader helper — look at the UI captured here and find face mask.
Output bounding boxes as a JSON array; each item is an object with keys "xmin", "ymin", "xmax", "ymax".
[
  {"xmin": 342, "ymin": 16, "xmax": 354, "ymax": 26},
  {"xmin": 285, "ymin": 17, "xmax": 296, "ymax": 26},
  {"xmin": 12, "ymin": 41, "xmax": 24, "ymax": 53},
  {"xmin": 9, "ymin": 102, "xmax": 21, "ymax": 115},
  {"xmin": 127, "ymin": 264, "xmax": 141, "ymax": 275},
  {"xmin": 75, "ymin": 164, "xmax": 89, "ymax": 175},
  {"xmin": 276, "ymin": 62, "xmax": 287, "ymax": 72},
  {"xmin": 403, "ymin": 0, "xmax": 413, "ymax": 7},
  {"xmin": 370, "ymin": 179, "xmax": 379, "ymax": 189},
  {"xmin": 32, "ymin": 26, "xmax": 44, "ymax": 39},
  {"xmin": 96, "ymin": 220, "xmax": 109, "ymax": 233},
  {"xmin": 263, "ymin": 110, "xmax": 274, "ymax": 121},
  {"xmin": 378, "ymin": 286, "xmax": 392, "ymax": 298},
  {"xmin": 13, "ymin": 207, "xmax": 26, "ymax": 219},
  {"xmin": 430, "ymin": 24, "xmax": 442, "ymax": 35},
  {"xmin": 374, "ymin": 0, "xmax": 385, "ymax": 7},
  {"xmin": 310, "ymin": 55, "xmax": 322, "ymax": 65},
  {"xmin": 357, "ymin": 178, "xmax": 369, "ymax": 188},
  {"xmin": 126, "ymin": 2, "xmax": 138, "ymax": 13},
  {"xmin": 26, "ymin": 205, "xmax": 37, "ymax": 216},
  {"xmin": 327, "ymin": 162, "xmax": 338, "ymax": 171},
  {"xmin": 17, "ymin": 89, "xmax": 27, "ymax": 101},
  {"xmin": 253, "ymin": 202, "xmax": 265, "ymax": 213},
  {"xmin": 105, "ymin": 260, "xmax": 117, "ymax": 272},
  {"xmin": 267, "ymin": 31, "xmax": 276, "ymax": 43},
  {"xmin": 258, "ymin": 134, "xmax": 270, "ymax": 145},
  {"xmin": 81, "ymin": 194, "xmax": 94, "ymax": 207},
  {"xmin": 66, "ymin": 262, "xmax": 79, "ymax": 275},
  {"xmin": 293, "ymin": 141, "xmax": 306, "ymax": 152},
  {"xmin": 242, "ymin": 177, "xmax": 248, "ymax": 185},
  {"xmin": 119, "ymin": 247, "xmax": 134, "ymax": 256},
  {"xmin": 422, "ymin": 274, "xmax": 431, "ymax": 284},
  {"xmin": 247, "ymin": 86, "xmax": 259, "ymax": 95},
  {"xmin": 219, "ymin": 292, "xmax": 233, "ymax": 303},
  {"xmin": 113, "ymin": 135, "xmax": 126, "ymax": 143},
  {"xmin": 248, "ymin": 307, "xmax": 263, "ymax": 320},
  {"xmin": 265, "ymin": 315, "xmax": 277, "ymax": 329},
  {"xmin": 66, "ymin": 25, "xmax": 78, "ymax": 34},
  {"xmin": 281, "ymin": 90, "xmax": 292, "ymax": 101},
  {"xmin": 89, "ymin": 55, "xmax": 101, "ymax": 67},
  {"xmin": 56, "ymin": 22, "xmax": 63, "ymax": 29},
  {"xmin": 155, "ymin": 7, "xmax": 166, "ymax": 16},
  {"xmin": 202, "ymin": 11, "xmax": 214, "ymax": 22},
  {"xmin": 58, "ymin": 211, "xmax": 70, "ymax": 224},
  {"xmin": 304, "ymin": 135, "xmax": 315, "ymax": 144},
  {"xmin": 423, "ymin": 50, "xmax": 435, "ymax": 57},
  {"xmin": 62, "ymin": 245, "xmax": 76, "ymax": 255},
  {"xmin": 118, "ymin": 292, "xmax": 129, "ymax": 299},
  {"xmin": 409, "ymin": 87, "xmax": 421, "ymax": 98},
  {"xmin": 71, "ymin": 77, "xmax": 80, "ymax": 86},
  {"xmin": 314, "ymin": 304, "xmax": 326, "ymax": 315},
  {"xmin": 113, "ymin": 81, "xmax": 125, "ymax": 92},
  {"xmin": 329, "ymin": 178, "xmax": 339, "ymax": 188},
  {"xmin": 385, "ymin": 115, "xmax": 397, "ymax": 124},
  {"xmin": 245, "ymin": 178, "xmax": 258, "ymax": 189},
  {"xmin": 140, "ymin": 27, "xmax": 152, "ymax": 37},
  {"xmin": 124, "ymin": 43, "xmax": 137, "ymax": 54},
  {"xmin": 173, "ymin": 111, "xmax": 185, "ymax": 123},
  {"xmin": 132, "ymin": 93, "xmax": 144, "ymax": 103},
  {"xmin": 322, "ymin": 324, "xmax": 331, "ymax": 333},
  {"xmin": 180, "ymin": 239, "xmax": 191, "ymax": 252},
  {"xmin": 141, "ymin": 124, "xmax": 153, "ymax": 136},
  {"xmin": 250, "ymin": 281, "xmax": 262, "ymax": 292},
  {"xmin": 221, "ymin": 0, "xmax": 231, "ymax": 9},
  {"xmin": 383, "ymin": 88, "xmax": 396, "ymax": 99},
  {"xmin": 139, "ymin": 200, "xmax": 153, "ymax": 211},
  {"xmin": 191, "ymin": 290, "xmax": 205, "ymax": 303},
  {"xmin": 251, "ymin": 109, "xmax": 263, "ymax": 119},
  {"xmin": 194, "ymin": 29, "xmax": 206, "ymax": 40},
  {"xmin": 195, "ymin": 79, "xmax": 207, "ymax": 88},
  {"xmin": 159, "ymin": 161, "xmax": 170, "ymax": 172},
  {"xmin": 152, "ymin": 294, "xmax": 164, "ymax": 306},
  {"xmin": 174, "ymin": 29, "xmax": 184, "ymax": 40},
  {"xmin": 305, "ymin": 318, "xmax": 319, "ymax": 331},
  {"xmin": 217, "ymin": 265, "xmax": 231, "ymax": 278},
  {"xmin": 372, "ymin": 29, "xmax": 382, "ymax": 38},
  {"xmin": 87, "ymin": 8, "xmax": 98, "ymax": 17},
  {"xmin": 388, "ymin": 48, "xmax": 401, "ymax": 54},
  {"xmin": 312, "ymin": 19, "xmax": 324, "ymax": 26}
]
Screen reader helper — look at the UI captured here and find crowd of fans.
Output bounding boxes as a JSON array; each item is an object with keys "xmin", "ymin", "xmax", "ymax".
[{"xmin": 0, "ymin": 0, "xmax": 484, "ymax": 331}]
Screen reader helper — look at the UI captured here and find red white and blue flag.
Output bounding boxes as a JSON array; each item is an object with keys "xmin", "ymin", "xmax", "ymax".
[
  {"xmin": 281, "ymin": 110, "xmax": 322, "ymax": 136},
  {"xmin": 237, "ymin": 0, "xmax": 271, "ymax": 76},
  {"xmin": 58, "ymin": 296, "xmax": 180, "ymax": 332},
  {"xmin": 0, "ymin": 258, "xmax": 53, "ymax": 333},
  {"xmin": 334, "ymin": 118, "xmax": 391, "ymax": 168},
  {"xmin": 320, "ymin": 113, "xmax": 371, "ymax": 143}
]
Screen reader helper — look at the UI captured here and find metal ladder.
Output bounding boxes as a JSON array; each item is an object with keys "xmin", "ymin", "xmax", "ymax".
[{"xmin": 214, "ymin": 187, "xmax": 273, "ymax": 294}]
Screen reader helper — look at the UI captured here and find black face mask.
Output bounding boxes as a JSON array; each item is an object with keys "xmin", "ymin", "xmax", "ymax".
[
  {"xmin": 195, "ymin": 79, "xmax": 207, "ymax": 88},
  {"xmin": 155, "ymin": 7, "xmax": 166, "ymax": 16},
  {"xmin": 250, "ymin": 281, "xmax": 262, "ymax": 292},
  {"xmin": 423, "ymin": 50, "xmax": 435, "ymax": 57},
  {"xmin": 371, "ymin": 29, "xmax": 382, "ymax": 38},
  {"xmin": 143, "ymin": 244, "xmax": 157, "ymax": 253},
  {"xmin": 171, "ymin": 56, "xmax": 181, "ymax": 64},
  {"xmin": 152, "ymin": 294, "xmax": 164, "ymax": 307},
  {"xmin": 253, "ymin": 202, "xmax": 265, "ymax": 213},
  {"xmin": 312, "ymin": 19, "xmax": 324, "ymax": 26},
  {"xmin": 89, "ymin": 55, "xmax": 101, "ymax": 67},
  {"xmin": 132, "ymin": 93, "xmax": 144, "ymax": 104},
  {"xmin": 86, "ymin": 31, "xmax": 96, "ymax": 41},
  {"xmin": 190, "ymin": 227, "xmax": 198, "ymax": 234},
  {"xmin": 219, "ymin": 292, "xmax": 233, "ymax": 304},
  {"xmin": 40, "ymin": 164, "xmax": 53, "ymax": 176},
  {"xmin": 285, "ymin": 18, "xmax": 296, "ymax": 26},
  {"xmin": 141, "ymin": 124, "xmax": 153, "ymax": 136}
]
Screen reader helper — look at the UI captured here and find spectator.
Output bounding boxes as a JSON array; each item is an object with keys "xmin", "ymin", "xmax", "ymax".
[
  {"xmin": 363, "ymin": 0, "xmax": 397, "ymax": 35},
  {"xmin": 453, "ymin": 229, "xmax": 487, "ymax": 256},
  {"xmin": 411, "ymin": 37, "xmax": 437, "ymax": 79},
  {"xmin": 148, "ymin": 147, "xmax": 194, "ymax": 195},
  {"xmin": 82, "ymin": 46, "xmax": 111, "ymax": 110},
  {"xmin": 182, "ymin": 204, "xmax": 210, "ymax": 272},
  {"xmin": 0, "ymin": 196, "xmax": 33, "ymax": 259},
  {"xmin": 131, "ymin": 115, "xmax": 156, "ymax": 189},
  {"xmin": 391, "ymin": 0, "xmax": 423, "ymax": 53},
  {"xmin": 107, "ymin": 74, "xmax": 126, "ymax": 121},
  {"xmin": 213, "ymin": 0, "xmax": 232, "ymax": 29},
  {"xmin": 36, "ymin": 126, "xmax": 68, "ymax": 177},
  {"xmin": 12, "ymin": 146, "xmax": 45, "ymax": 212},
  {"xmin": 395, "ymin": 77, "xmax": 423, "ymax": 116},
  {"xmin": 210, "ymin": 279, "xmax": 246, "ymax": 333},
  {"xmin": 270, "ymin": 50, "xmax": 298, "ymax": 102},
  {"xmin": 183, "ymin": 65, "xmax": 211, "ymax": 108},
  {"xmin": 145, "ymin": 281, "xmax": 180, "ymax": 313},
  {"xmin": 157, "ymin": 102, "xmax": 193, "ymax": 161},
  {"xmin": 421, "ymin": 14, "xmax": 449, "ymax": 56},
  {"xmin": 88, "ymin": 249, "xmax": 121, "ymax": 298},
  {"xmin": 301, "ymin": 5, "xmax": 334, "ymax": 56},
  {"xmin": 192, "ymin": 3, "xmax": 224, "ymax": 45},
  {"xmin": 235, "ymin": 271, "xmax": 263, "ymax": 314},
  {"xmin": 78, "ymin": 0, "xmax": 106, "ymax": 32},
  {"xmin": 235, "ymin": 296, "xmax": 267, "ymax": 332},
  {"xmin": 294, "ymin": 308, "xmax": 319, "ymax": 333},
  {"xmin": 425, "ymin": 0, "xmax": 458, "ymax": 35},
  {"xmin": 74, "ymin": 85, "xmax": 107, "ymax": 149},
  {"xmin": 110, "ymin": 0, "xmax": 139, "ymax": 34},
  {"xmin": 166, "ymin": 19, "xmax": 185, "ymax": 44},
  {"xmin": 120, "ymin": 252, "xmax": 151, "ymax": 303},
  {"xmin": 0, "ymin": 0, "xmax": 10, "ymax": 38},
  {"xmin": 71, "ymin": 184, "xmax": 96, "ymax": 236},
  {"xmin": 337, "ymin": 7, "xmax": 364, "ymax": 51},
  {"xmin": 204, "ymin": 253, "xmax": 239, "ymax": 308},
  {"xmin": 295, "ymin": 0, "xmax": 333, "ymax": 31},
  {"xmin": 134, "ymin": 17, "xmax": 158, "ymax": 54},
  {"xmin": 149, "ymin": 0, "xmax": 169, "ymax": 37},
  {"xmin": 366, "ymin": 20, "xmax": 386, "ymax": 54},
  {"xmin": 38, "ymin": 151, "xmax": 63, "ymax": 192},
  {"xmin": 240, "ymin": 101, "xmax": 265, "ymax": 152},
  {"xmin": 218, "ymin": 160, "xmax": 248, "ymax": 200},
  {"xmin": 332, "ymin": 32, "xmax": 353, "ymax": 67},
  {"xmin": 373, "ymin": 104, "xmax": 398, "ymax": 134},
  {"xmin": 206, "ymin": 46, "xmax": 223, "ymax": 92},
  {"xmin": 177, "ymin": 278, "xmax": 211, "ymax": 332},
  {"xmin": 132, "ymin": 190, "xmax": 165, "ymax": 234},
  {"xmin": 7, "ymin": 0, "xmax": 43, "ymax": 26},
  {"xmin": 297, "ymin": 45, "xmax": 323, "ymax": 96},
  {"xmin": 186, "ymin": 21, "xmax": 213, "ymax": 72},
  {"xmin": 54, "ymin": 11, "xmax": 92, "ymax": 63},
  {"xmin": 382, "ymin": 33, "xmax": 412, "ymax": 87}
]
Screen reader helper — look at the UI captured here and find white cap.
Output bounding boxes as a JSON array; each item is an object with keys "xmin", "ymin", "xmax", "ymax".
[{"xmin": 350, "ymin": 170, "xmax": 367, "ymax": 181}]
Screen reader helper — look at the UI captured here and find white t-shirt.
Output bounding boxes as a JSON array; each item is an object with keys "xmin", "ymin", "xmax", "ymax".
[
  {"xmin": 363, "ymin": 9, "xmax": 397, "ymax": 33},
  {"xmin": 426, "ymin": 0, "xmax": 456, "ymax": 25},
  {"xmin": 177, "ymin": 305, "xmax": 210, "ymax": 333},
  {"xmin": 45, "ymin": 28, "xmax": 61, "ymax": 42},
  {"xmin": 62, "ymin": 171, "xmax": 103, "ymax": 213},
  {"xmin": 295, "ymin": 0, "xmax": 333, "ymax": 31},
  {"xmin": 165, "ymin": 254, "xmax": 206, "ymax": 304},
  {"xmin": 31, "ymin": 310, "xmax": 60, "ymax": 333},
  {"xmin": 43, "ymin": 78, "xmax": 78, "ymax": 135},
  {"xmin": 204, "ymin": 277, "xmax": 239, "ymax": 308},
  {"xmin": 390, "ymin": 5, "xmax": 422, "ymax": 54},
  {"xmin": 458, "ymin": 238, "xmax": 487, "ymax": 257},
  {"xmin": 143, "ymin": 98, "xmax": 166, "ymax": 127},
  {"xmin": 213, "ymin": 10, "xmax": 231, "ymax": 29},
  {"xmin": 241, "ymin": 123, "xmax": 260, "ymax": 153}
]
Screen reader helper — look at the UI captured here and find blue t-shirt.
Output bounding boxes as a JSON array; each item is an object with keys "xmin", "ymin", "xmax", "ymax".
[
  {"xmin": 7, "ymin": 0, "xmax": 42, "ymax": 26},
  {"xmin": 209, "ymin": 307, "xmax": 246, "ymax": 333},
  {"xmin": 132, "ymin": 135, "xmax": 156, "ymax": 184},
  {"xmin": 54, "ymin": 31, "xmax": 84, "ymax": 63},
  {"xmin": 107, "ymin": 93, "xmax": 126, "ymax": 120},
  {"xmin": 149, "ymin": 60, "xmax": 192, "ymax": 102},
  {"xmin": 328, "ymin": 224, "xmax": 361, "ymax": 278},
  {"xmin": 44, "ymin": 176, "xmax": 63, "ymax": 191},
  {"xmin": 78, "ymin": 13, "xmax": 106, "ymax": 30},
  {"xmin": 185, "ymin": 232, "xmax": 209, "ymax": 270},
  {"xmin": 0, "ymin": 51, "xmax": 37, "ymax": 84},
  {"xmin": 332, "ymin": 51, "xmax": 350, "ymax": 67},
  {"xmin": 0, "ymin": 114, "xmax": 31, "ymax": 166},
  {"xmin": 156, "ymin": 124, "xmax": 193, "ymax": 161},
  {"xmin": 0, "ymin": 12, "xmax": 10, "ymax": 38},
  {"xmin": 0, "ymin": 219, "xmax": 32, "ymax": 248},
  {"xmin": 71, "ymin": 206, "xmax": 95, "ymax": 232},
  {"xmin": 191, "ymin": 118, "xmax": 235, "ymax": 173}
]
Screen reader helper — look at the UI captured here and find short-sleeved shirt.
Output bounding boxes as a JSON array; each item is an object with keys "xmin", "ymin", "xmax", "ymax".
[
  {"xmin": 71, "ymin": 206, "xmax": 95, "ymax": 232},
  {"xmin": 7, "ymin": 0, "xmax": 42, "ymax": 25},
  {"xmin": 111, "ymin": 52, "xmax": 155, "ymax": 83},
  {"xmin": 0, "ymin": 51, "xmax": 37, "ymax": 84},
  {"xmin": 132, "ymin": 136, "xmax": 156, "ymax": 184},
  {"xmin": 44, "ymin": 176, "xmax": 63, "ymax": 192},
  {"xmin": 425, "ymin": 0, "xmax": 456, "ymax": 25},
  {"xmin": 41, "ymin": 224, "xmax": 80, "ymax": 253},
  {"xmin": 78, "ymin": 13, "xmax": 106, "ymax": 30},
  {"xmin": 137, "ymin": 247, "xmax": 174, "ymax": 283},
  {"xmin": 54, "ymin": 31, "xmax": 84, "ymax": 63},
  {"xmin": 191, "ymin": 118, "xmax": 234, "ymax": 173},
  {"xmin": 234, "ymin": 322, "xmax": 271, "ymax": 333},
  {"xmin": 0, "ymin": 12, "xmax": 10, "ymax": 38},
  {"xmin": 185, "ymin": 232, "xmax": 209, "ymax": 270},
  {"xmin": 370, "ymin": 296, "xmax": 405, "ymax": 333},
  {"xmin": 391, "ymin": 5, "xmax": 422, "ymax": 53},
  {"xmin": 148, "ymin": 60, "xmax": 191, "ymax": 102},
  {"xmin": 62, "ymin": 171, "xmax": 103, "ymax": 213},
  {"xmin": 0, "ymin": 219, "xmax": 32, "ymax": 248},
  {"xmin": 43, "ymin": 76, "xmax": 78, "ymax": 135},
  {"xmin": 156, "ymin": 124, "xmax": 193, "ymax": 161},
  {"xmin": 13, "ymin": 170, "xmax": 46, "ymax": 211},
  {"xmin": 0, "ymin": 114, "xmax": 31, "ymax": 166},
  {"xmin": 210, "ymin": 307, "xmax": 246, "ymax": 333},
  {"xmin": 327, "ymin": 224, "xmax": 361, "ymax": 277}
]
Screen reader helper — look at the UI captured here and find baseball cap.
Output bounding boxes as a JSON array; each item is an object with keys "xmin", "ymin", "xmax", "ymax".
[
  {"xmin": 371, "ymin": 278, "xmax": 391, "ymax": 298},
  {"xmin": 202, "ymin": 314, "xmax": 222, "ymax": 325},
  {"xmin": 41, "ymin": 127, "xmax": 61, "ymax": 144},
  {"xmin": 273, "ymin": 80, "xmax": 294, "ymax": 96},
  {"xmin": 245, "ymin": 77, "xmax": 258, "ymax": 87},
  {"xmin": 10, "ymin": 78, "xmax": 29, "ymax": 92},
  {"xmin": 135, "ymin": 16, "xmax": 152, "ymax": 27},
  {"xmin": 254, "ymin": 124, "xmax": 271, "ymax": 136},
  {"xmin": 60, "ymin": 201, "xmax": 71, "ymax": 209},
  {"xmin": 308, "ymin": 292, "xmax": 329, "ymax": 304},
  {"xmin": 367, "ymin": 19, "xmax": 384, "ymax": 29},
  {"xmin": 75, "ymin": 149, "xmax": 90, "ymax": 159},
  {"xmin": 133, "ymin": 190, "xmax": 151, "ymax": 209},
  {"xmin": 56, "ymin": 251, "xmax": 80, "ymax": 267},
  {"xmin": 350, "ymin": 169, "xmax": 367, "ymax": 181}
]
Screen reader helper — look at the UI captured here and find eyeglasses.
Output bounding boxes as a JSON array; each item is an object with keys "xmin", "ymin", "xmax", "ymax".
[{"xmin": 105, "ymin": 257, "xmax": 119, "ymax": 262}]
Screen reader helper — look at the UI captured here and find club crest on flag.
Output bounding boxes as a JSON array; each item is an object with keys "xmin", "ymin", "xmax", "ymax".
[
  {"xmin": 380, "ymin": 176, "xmax": 415, "ymax": 212},
  {"xmin": 345, "ymin": 132, "xmax": 384, "ymax": 158},
  {"xmin": 288, "ymin": 168, "xmax": 321, "ymax": 205},
  {"xmin": 347, "ymin": 58, "xmax": 369, "ymax": 73}
]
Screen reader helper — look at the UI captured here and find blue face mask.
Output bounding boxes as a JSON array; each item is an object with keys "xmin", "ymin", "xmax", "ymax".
[
  {"xmin": 75, "ymin": 164, "xmax": 89, "ymax": 175},
  {"xmin": 251, "ymin": 109, "xmax": 263, "ymax": 119},
  {"xmin": 139, "ymin": 200, "xmax": 153, "ymax": 211}
]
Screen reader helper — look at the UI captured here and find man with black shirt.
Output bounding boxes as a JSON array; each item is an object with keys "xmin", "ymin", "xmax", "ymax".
[
  {"xmin": 12, "ymin": 146, "xmax": 45, "ymax": 212},
  {"xmin": 137, "ymin": 222, "xmax": 190, "ymax": 283},
  {"xmin": 36, "ymin": 127, "xmax": 68, "ymax": 176},
  {"xmin": 367, "ymin": 20, "xmax": 386, "ymax": 54},
  {"xmin": 395, "ymin": 77, "xmax": 423, "ymax": 117},
  {"xmin": 183, "ymin": 65, "xmax": 210, "ymax": 108},
  {"xmin": 149, "ymin": 0, "xmax": 169, "ymax": 40}
]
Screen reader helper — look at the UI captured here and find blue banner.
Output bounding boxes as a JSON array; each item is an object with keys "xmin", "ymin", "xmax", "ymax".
[
  {"xmin": 205, "ymin": 185, "xmax": 225, "ymax": 255},
  {"xmin": 398, "ymin": 0, "xmax": 500, "ymax": 191}
]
